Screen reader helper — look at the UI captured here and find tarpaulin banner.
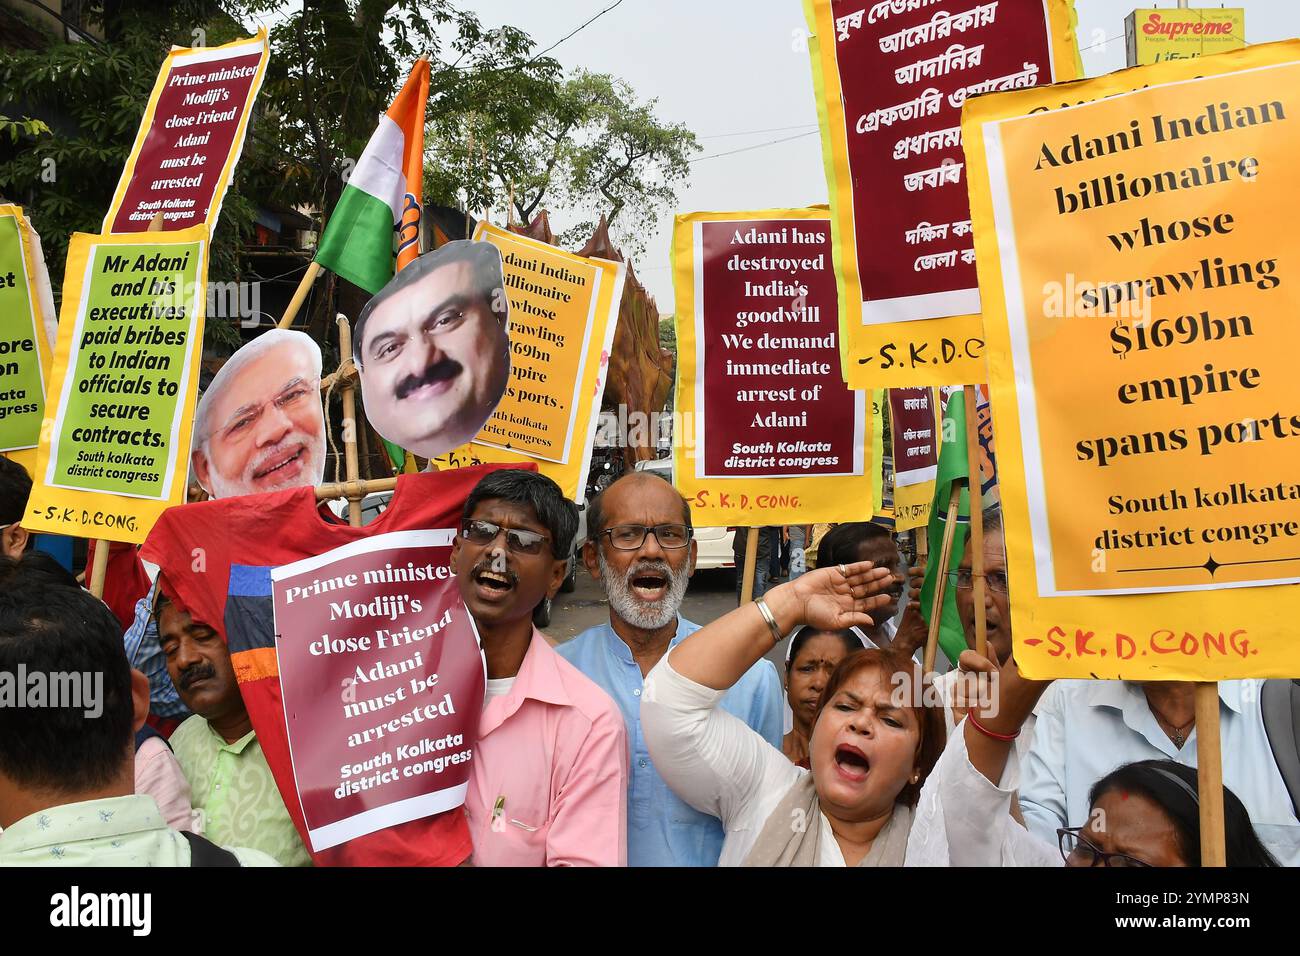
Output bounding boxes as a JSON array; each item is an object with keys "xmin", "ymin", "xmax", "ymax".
[
  {"xmin": 103, "ymin": 30, "xmax": 269, "ymax": 233},
  {"xmin": 1126, "ymin": 8, "xmax": 1246, "ymax": 67},
  {"xmin": 0, "ymin": 205, "xmax": 54, "ymax": 467},
  {"xmin": 432, "ymin": 222, "xmax": 625, "ymax": 502},
  {"xmin": 965, "ymin": 40, "xmax": 1300, "ymax": 679},
  {"xmin": 803, "ymin": 0, "xmax": 1079, "ymax": 386},
  {"xmin": 672, "ymin": 208, "xmax": 874, "ymax": 525},
  {"xmin": 26, "ymin": 227, "xmax": 208, "ymax": 543},
  {"xmin": 271, "ymin": 529, "xmax": 484, "ymax": 852}
]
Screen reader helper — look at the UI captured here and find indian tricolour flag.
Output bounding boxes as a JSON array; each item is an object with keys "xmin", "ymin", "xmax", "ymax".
[{"xmin": 314, "ymin": 58, "xmax": 429, "ymax": 294}]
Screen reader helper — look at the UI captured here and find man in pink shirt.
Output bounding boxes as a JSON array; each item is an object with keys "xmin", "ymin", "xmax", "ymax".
[{"xmin": 451, "ymin": 469, "xmax": 628, "ymax": 866}]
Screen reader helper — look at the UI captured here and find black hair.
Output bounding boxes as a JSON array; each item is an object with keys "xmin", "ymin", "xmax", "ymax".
[
  {"xmin": 463, "ymin": 468, "xmax": 578, "ymax": 559},
  {"xmin": 0, "ymin": 552, "xmax": 79, "ymax": 591},
  {"xmin": 353, "ymin": 240, "xmax": 508, "ymax": 366},
  {"xmin": 586, "ymin": 472, "xmax": 692, "ymax": 545},
  {"xmin": 0, "ymin": 583, "xmax": 135, "ymax": 793},
  {"xmin": 1089, "ymin": 760, "xmax": 1279, "ymax": 867},
  {"xmin": 785, "ymin": 625, "xmax": 862, "ymax": 673},
  {"xmin": 0, "ymin": 455, "xmax": 33, "ymax": 527},
  {"xmin": 818, "ymin": 521, "xmax": 895, "ymax": 570}
]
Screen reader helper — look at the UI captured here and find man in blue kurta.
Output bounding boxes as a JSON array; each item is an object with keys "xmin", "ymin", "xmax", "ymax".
[{"xmin": 557, "ymin": 473, "xmax": 783, "ymax": 866}]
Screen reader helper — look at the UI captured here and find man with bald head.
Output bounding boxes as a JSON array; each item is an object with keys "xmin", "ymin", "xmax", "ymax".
[{"xmin": 557, "ymin": 472, "xmax": 782, "ymax": 866}]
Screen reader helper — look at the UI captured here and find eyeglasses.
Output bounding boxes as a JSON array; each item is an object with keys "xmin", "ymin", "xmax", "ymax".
[
  {"xmin": 1057, "ymin": 827, "xmax": 1151, "ymax": 868},
  {"xmin": 215, "ymin": 377, "xmax": 320, "ymax": 444},
  {"xmin": 461, "ymin": 519, "xmax": 551, "ymax": 556},
  {"xmin": 599, "ymin": 524, "xmax": 692, "ymax": 551},
  {"xmin": 947, "ymin": 568, "xmax": 1009, "ymax": 593}
]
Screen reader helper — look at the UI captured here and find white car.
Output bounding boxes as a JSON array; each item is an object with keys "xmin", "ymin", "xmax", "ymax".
[{"xmin": 632, "ymin": 458, "xmax": 735, "ymax": 571}]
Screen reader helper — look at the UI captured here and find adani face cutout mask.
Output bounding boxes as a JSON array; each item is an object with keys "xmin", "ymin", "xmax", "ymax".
[{"xmin": 353, "ymin": 241, "xmax": 511, "ymax": 460}]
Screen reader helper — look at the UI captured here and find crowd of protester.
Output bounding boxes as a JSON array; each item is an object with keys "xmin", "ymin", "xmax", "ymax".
[{"xmin": 0, "ymin": 452, "xmax": 1295, "ymax": 867}]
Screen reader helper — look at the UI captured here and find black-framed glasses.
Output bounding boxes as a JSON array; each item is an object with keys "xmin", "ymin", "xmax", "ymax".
[
  {"xmin": 461, "ymin": 519, "xmax": 551, "ymax": 556},
  {"xmin": 1057, "ymin": 827, "xmax": 1151, "ymax": 868},
  {"xmin": 600, "ymin": 524, "xmax": 692, "ymax": 551},
  {"xmin": 947, "ymin": 568, "xmax": 1009, "ymax": 593}
]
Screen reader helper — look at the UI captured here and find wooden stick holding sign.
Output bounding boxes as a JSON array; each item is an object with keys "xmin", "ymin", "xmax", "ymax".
[
  {"xmin": 739, "ymin": 527, "xmax": 760, "ymax": 605},
  {"xmin": 963, "ymin": 385, "xmax": 987, "ymax": 660},
  {"xmin": 89, "ymin": 211, "xmax": 166, "ymax": 599},
  {"xmin": 335, "ymin": 316, "xmax": 363, "ymax": 527},
  {"xmin": 1195, "ymin": 682, "xmax": 1227, "ymax": 866},
  {"xmin": 277, "ymin": 261, "xmax": 322, "ymax": 332},
  {"xmin": 922, "ymin": 481, "xmax": 962, "ymax": 675}
]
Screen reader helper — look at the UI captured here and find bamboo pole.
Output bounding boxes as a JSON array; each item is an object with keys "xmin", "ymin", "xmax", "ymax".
[
  {"xmin": 314, "ymin": 476, "xmax": 398, "ymax": 501},
  {"xmin": 336, "ymin": 316, "xmax": 362, "ymax": 526},
  {"xmin": 964, "ymin": 385, "xmax": 987, "ymax": 659},
  {"xmin": 739, "ymin": 527, "xmax": 760, "ymax": 605},
  {"xmin": 276, "ymin": 260, "xmax": 322, "ymax": 331},
  {"xmin": 922, "ymin": 482, "xmax": 963, "ymax": 675},
  {"xmin": 1195, "ymin": 682, "xmax": 1227, "ymax": 866}
]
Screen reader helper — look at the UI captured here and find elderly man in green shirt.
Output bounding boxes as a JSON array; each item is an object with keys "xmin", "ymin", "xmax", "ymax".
[
  {"xmin": 0, "ymin": 561, "xmax": 275, "ymax": 867},
  {"xmin": 158, "ymin": 586, "xmax": 312, "ymax": 867}
]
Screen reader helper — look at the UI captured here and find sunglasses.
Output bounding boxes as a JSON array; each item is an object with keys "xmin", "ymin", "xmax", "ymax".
[{"xmin": 461, "ymin": 518, "xmax": 552, "ymax": 556}]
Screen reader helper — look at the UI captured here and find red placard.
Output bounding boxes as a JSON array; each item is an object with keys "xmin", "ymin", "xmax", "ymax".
[
  {"xmin": 828, "ymin": 0, "xmax": 1057, "ymax": 323},
  {"xmin": 889, "ymin": 387, "xmax": 939, "ymax": 485},
  {"xmin": 104, "ymin": 33, "xmax": 268, "ymax": 233},
  {"xmin": 271, "ymin": 529, "xmax": 484, "ymax": 852},
  {"xmin": 695, "ymin": 216, "xmax": 865, "ymax": 479}
]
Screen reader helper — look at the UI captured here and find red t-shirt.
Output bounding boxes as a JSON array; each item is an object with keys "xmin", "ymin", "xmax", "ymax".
[
  {"xmin": 142, "ymin": 463, "xmax": 530, "ymax": 866},
  {"xmin": 86, "ymin": 539, "xmax": 152, "ymax": 634}
]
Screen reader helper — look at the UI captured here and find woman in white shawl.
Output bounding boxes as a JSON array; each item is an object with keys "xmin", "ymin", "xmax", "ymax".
[{"xmin": 641, "ymin": 560, "xmax": 945, "ymax": 866}]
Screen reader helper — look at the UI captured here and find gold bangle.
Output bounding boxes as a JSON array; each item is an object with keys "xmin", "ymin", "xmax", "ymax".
[{"xmin": 755, "ymin": 599, "xmax": 783, "ymax": 646}]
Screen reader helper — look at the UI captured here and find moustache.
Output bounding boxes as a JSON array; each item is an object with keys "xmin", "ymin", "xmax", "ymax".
[
  {"xmin": 247, "ymin": 439, "xmax": 309, "ymax": 480},
  {"xmin": 395, "ymin": 357, "xmax": 462, "ymax": 400},
  {"xmin": 472, "ymin": 560, "xmax": 518, "ymax": 588},
  {"xmin": 178, "ymin": 662, "xmax": 216, "ymax": 692},
  {"xmin": 625, "ymin": 559, "xmax": 674, "ymax": 585}
]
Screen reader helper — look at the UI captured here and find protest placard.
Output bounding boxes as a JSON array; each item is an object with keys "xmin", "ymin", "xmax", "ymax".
[
  {"xmin": 889, "ymin": 387, "xmax": 939, "ymax": 529},
  {"xmin": 672, "ymin": 208, "xmax": 873, "ymax": 526},
  {"xmin": 25, "ymin": 227, "xmax": 208, "ymax": 544},
  {"xmin": 964, "ymin": 40, "xmax": 1300, "ymax": 679},
  {"xmin": 102, "ymin": 30, "xmax": 269, "ymax": 233},
  {"xmin": 0, "ymin": 206, "xmax": 53, "ymax": 468},
  {"xmin": 271, "ymin": 529, "xmax": 483, "ymax": 852},
  {"xmin": 431, "ymin": 222, "xmax": 625, "ymax": 502},
  {"xmin": 803, "ymin": 0, "xmax": 1078, "ymax": 386}
]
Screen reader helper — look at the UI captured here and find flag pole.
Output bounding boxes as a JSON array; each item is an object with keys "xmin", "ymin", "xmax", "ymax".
[
  {"xmin": 963, "ymin": 385, "xmax": 987, "ymax": 659},
  {"xmin": 922, "ymin": 480, "xmax": 962, "ymax": 674},
  {"xmin": 91, "ymin": 209, "xmax": 167, "ymax": 598},
  {"xmin": 739, "ymin": 527, "xmax": 760, "ymax": 604},
  {"xmin": 335, "ymin": 316, "xmax": 363, "ymax": 526},
  {"xmin": 277, "ymin": 261, "xmax": 322, "ymax": 330},
  {"xmin": 1195, "ymin": 682, "xmax": 1227, "ymax": 865}
]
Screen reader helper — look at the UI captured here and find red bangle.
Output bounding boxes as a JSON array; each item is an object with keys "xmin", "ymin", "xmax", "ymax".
[{"xmin": 966, "ymin": 710, "xmax": 1020, "ymax": 742}]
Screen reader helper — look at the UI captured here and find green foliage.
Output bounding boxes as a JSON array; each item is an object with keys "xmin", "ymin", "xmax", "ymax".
[{"xmin": 427, "ymin": 69, "xmax": 698, "ymax": 257}]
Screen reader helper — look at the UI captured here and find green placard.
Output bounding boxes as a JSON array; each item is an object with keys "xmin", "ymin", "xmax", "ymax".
[
  {"xmin": 0, "ymin": 214, "xmax": 47, "ymax": 452},
  {"xmin": 50, "ymin": 240, "xmax": 202, "ymax": 499}
]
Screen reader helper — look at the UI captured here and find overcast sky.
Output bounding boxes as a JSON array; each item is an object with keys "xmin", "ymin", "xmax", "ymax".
[{"xmin": 464, "ymin": 1, "xmax": 1299, "ymax": 310}]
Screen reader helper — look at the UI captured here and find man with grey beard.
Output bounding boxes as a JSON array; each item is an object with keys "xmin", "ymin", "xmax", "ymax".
[{"xmin": 557, "ymin": 472, "xmax": 783, "ymax": 866}]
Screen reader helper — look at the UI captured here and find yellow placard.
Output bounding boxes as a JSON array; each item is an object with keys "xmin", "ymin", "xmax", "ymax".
[
  {"xmin": 965, "ymin": 41, "xmax": 1300, "ymax": 680},
  {"xmin": 431, "ymin": 222, "xmax": 625, "ymax": 502},
  {"xmin": 889, "ymin": 387, "xmax": 941, "ymax": 531},
  {"xmin": 0, "ymin": 205, "xmax": 55, "ymax": 475},
  {"xmin": 672, "ymin": 208, "xmax": 875, "ymax": 526},
  {"xmin": 802, "ymin": 0, "xmax": 1080, "ymax": 388},
  {"xmin": 102, "ymin": 30, "xmax": 269, "ymax": 233},
  {"xmin": 25, "ymin": 227, "xmax": 209, "ymax": 544},
  {"xmin": 1126, "ymin": 8, "xmax": 1246, "ymax": 67}
]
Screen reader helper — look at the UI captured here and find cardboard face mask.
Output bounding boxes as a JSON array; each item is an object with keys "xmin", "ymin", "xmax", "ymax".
[
  {"xmin": 352, "ymin": 241, "xmax": 511, "ymax": 462},
  {"xmin": 191, "ymin": 329, "xmax": 327, "ymax": 499}
]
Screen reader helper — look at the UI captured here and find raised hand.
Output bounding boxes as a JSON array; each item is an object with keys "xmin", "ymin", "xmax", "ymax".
[{"xmin": 769, "ymin": 560, "xmax": 893, "ymax": 633}]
